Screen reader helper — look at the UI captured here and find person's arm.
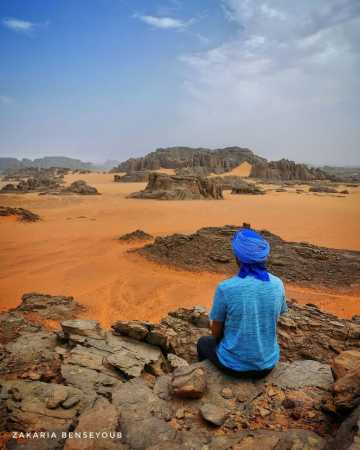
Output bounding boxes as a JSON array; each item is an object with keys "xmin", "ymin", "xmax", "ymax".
[
  {"xmin": 280, "ymin": 282, "xmax": 288, "ymax": 315},
  {"xmin": 209, "ymin": 285, "xmax": 226, "ymax": 343},
  {"xmin": 211, "ymin": 320, "xmax": 224, "ymax": 343}
]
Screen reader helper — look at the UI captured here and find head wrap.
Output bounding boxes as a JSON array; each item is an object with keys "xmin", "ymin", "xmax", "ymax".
[{"xmin": 231, "ymin": 228, "xmax": 270, "ymax": 281}]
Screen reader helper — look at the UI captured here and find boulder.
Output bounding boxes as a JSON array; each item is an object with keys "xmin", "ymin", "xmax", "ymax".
[
  {"xmin": 170, "ymin": 365, "xmax": 207, "ymax": 398},
  {"xmin": 332, "ymin": 350, "xmax": 360, "ymax": 380},
  {"xmin": 128, "ymin": 172, "xmax": 223, "ymax": 200},
  {"xmin": 333, "ymin": 366, "xmax": 360, "ymax": 411},
  {"xmin": 231, "ymin": 183, "xmax": 265, "ymax": 195},
  {"xmin": 18, "ymin": 292, "xmax": 83, "ymax": 320},
  {"xmin": 62, "ymin": 180, "xmax": 99, "ymax": 195}
]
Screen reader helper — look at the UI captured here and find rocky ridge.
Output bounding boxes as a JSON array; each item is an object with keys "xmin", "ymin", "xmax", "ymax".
[
  {"xmin": 113, "ymin": 147, "xmax": 265, "ymax": 174},
  {"xmin": 136, "ymin": 225, "xmax": 360, "ymax": 288},
  {"xmin": 1, "ymin": 293, "xmax": 360, "ymax": 449},
  {"xmin": 250, "ymin": 159, "xmax": 330, "ymax": 181}
]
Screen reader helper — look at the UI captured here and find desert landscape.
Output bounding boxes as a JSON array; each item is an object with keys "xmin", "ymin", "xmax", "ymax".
[{"xmin": 1, "ymin": 159, "xmax": 359, "ymax": 326}]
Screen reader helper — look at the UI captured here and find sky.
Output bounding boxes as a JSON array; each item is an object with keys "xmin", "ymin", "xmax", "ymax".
[{"xmin": 0, "ymin": 0, "xmax": 359, "ymax": 165}]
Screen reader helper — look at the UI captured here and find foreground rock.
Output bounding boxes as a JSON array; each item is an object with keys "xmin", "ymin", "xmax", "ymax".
[
  {"xmin": 0, "ymin": 206, "xmax": 40, "ymax": 222},
  {"xmin": 136, "ymin": 225, "xmax": 360, "ymax": 288},
  {"xmin": 128, "ymin": 172, "xmax": 223, "ymax": 200},
  {"xmin": 2, "ymin": 294, "xmax": 360, "ymax": 449}
]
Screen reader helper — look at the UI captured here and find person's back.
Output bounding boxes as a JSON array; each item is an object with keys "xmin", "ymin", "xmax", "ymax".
[
  {"xmin": 197, "ymin": 227, "xmax": 288, "ymax": 377},
  {"xmin": 211, "ymin": 273, "xmax": 287, "ymax": 371}
]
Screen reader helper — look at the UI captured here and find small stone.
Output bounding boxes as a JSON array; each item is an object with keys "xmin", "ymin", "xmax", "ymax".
[
  {"xmin": 282, "ymin": 398, "xmax": 296, "ymax": 409},
  {"xmin": 268, "ymin": 388, "xmax": 277, "ymax": 397},
  {"xmin": 167, "ymin": 353, "xmax": 189, "ymax": 370},
  {"xmin": 176, "ymin": 408, "xmax": 185, "ymax": 419},
  {"xmin": 221, "ymin": 387, "xmax": 233, "ymax": 399},
  {"xmin": 258, "ymin": 407, "xmax": 271, "ymax": 417},
  {"xmin": 28, "ymin": 371, "xmax": 41, "ymax": 380},
  {"xmin": 200, "ymin": 403, "xmax": 227, "ymax": 426},
  {"xmin": 62, "ymin": 395, "xmax": 81, "ymax": 409}
]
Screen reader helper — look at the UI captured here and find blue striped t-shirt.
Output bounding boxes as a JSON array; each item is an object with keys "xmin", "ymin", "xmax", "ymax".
[{"xmin": 209, "ymin": 273, "xmax": 288, "ymax": 371}]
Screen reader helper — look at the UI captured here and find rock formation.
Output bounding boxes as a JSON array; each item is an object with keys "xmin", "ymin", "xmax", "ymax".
[
  {"xmin": 136, "ymin": 225, "xmax": 360, "ymax": 288},
  {"xmin": 114, "ymin": 171, "xmax": 151, "ymax": 183},
  {"xmin": 310, "ymin": 185, "xmax": 338, "ymax": 194},
  {"xmin": 0, "ymin": 176, "xmax": 61, "ymax": 194},
  {"xmin": 128, "ymin": 173, "xmax": 223, "ymax": 200},
  {"xmin": 112, "ymin": 146, "xmax": 266, "ymax": 174},
  {"xmin": 1, "ymin": 293, "xmax": 360, "ymax": 449},
  {"xmin": 211, "ymin": 176, "xmax": 263, "ymax": 193},
  {"xmin": 119, "ymin": 230, "xmax": 153, "ymax": 242},
  {"xmin": 61, "ymin": 180, "xmax": 99, "ymax": 195},
  {"xmin": 0, "ymin": 206, "xmax": 40, "ymax": 222},
  {"xmin": 250, "ymin": 159, "xmax": 329, "ymax": 181}
]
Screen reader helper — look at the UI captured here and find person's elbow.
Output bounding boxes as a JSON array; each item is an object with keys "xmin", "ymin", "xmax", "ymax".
[{"xmin": 211, "ymin": 320, "xmax": 224, "ymax": 341}]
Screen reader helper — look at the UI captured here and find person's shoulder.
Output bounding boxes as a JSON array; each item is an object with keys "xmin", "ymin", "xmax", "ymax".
[
  {"xmin": 268, "ymin": 273, "xmax": 285, "ymax": 288},
  {"xmin": 217, "ymin": 276, "xmax": 240, "ymax": 291}
]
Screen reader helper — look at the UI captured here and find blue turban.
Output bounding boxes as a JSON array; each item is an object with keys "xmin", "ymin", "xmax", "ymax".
[{"xmin": 231, "ymin": 228, "xmax": 270, "ymax": 281}]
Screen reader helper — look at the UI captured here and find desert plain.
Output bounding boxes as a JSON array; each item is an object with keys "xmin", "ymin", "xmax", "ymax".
[{"xmin": 1, "ymin": 167, "xmax": 360, "ymax": 327}]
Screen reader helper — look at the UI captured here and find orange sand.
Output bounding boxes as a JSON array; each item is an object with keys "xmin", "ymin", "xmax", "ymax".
[{"xmin": 0, "ymin": 172, "xmax": 359, "ymax": 326}]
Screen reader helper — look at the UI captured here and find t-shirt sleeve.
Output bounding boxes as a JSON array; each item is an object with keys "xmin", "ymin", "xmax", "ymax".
[
  {"xmin": 280, "ymin": 282, "xmax": 288, "ymax": 315},
  {"xmin": 209, "ymin": 285, "xmax": 226, "ymax": 321}
]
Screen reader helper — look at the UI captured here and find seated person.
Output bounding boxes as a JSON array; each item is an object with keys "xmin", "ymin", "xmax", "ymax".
[{"xmin": 197, "ymin": 227, "xmax": 288, "ymax": 378}]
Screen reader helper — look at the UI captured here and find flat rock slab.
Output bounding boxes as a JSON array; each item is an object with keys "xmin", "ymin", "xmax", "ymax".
[
  {"xmin": 61, "ymin": 320, "xmax": 104, "ymax": 340},
  {"xmin": 269, "ymin": 360, "xmax": 333, "ymax": 390},
  {"xmin": 1, "ymin": 380, "xmax": 85, "ymax": 433}
]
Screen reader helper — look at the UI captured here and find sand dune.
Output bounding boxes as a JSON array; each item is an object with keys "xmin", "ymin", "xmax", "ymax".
[{"xmin": 0, "ymin": 172, "xmax": 359, "ymax": 326}]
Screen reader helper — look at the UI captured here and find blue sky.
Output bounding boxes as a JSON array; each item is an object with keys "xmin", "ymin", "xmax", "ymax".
[{"xmin": 0, "ymin": 0, "xmax": 359, "ymax": 164}]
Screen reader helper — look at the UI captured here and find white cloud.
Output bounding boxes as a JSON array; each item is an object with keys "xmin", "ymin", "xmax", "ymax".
[
  {"xmin": 2, "ymin": 18, "xmax": 35, "ymax": 34},
  {"xmin": 135, "ymin": 14, "xmax": 191, "ymax": 30},
  {"xmin": 176, "ymin": 0, "xmax": 360, "ymax": 165}
]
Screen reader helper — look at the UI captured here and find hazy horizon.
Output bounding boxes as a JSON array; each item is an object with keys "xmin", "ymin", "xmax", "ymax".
[{"xmin": 1, "ymin": 0, "xmax": 359, "ymax": 166}]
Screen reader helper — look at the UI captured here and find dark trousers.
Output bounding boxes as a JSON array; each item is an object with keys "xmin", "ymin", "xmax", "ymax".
[{"xmin": 197, "ymin": 335, "xmax": 273, "ymax": 379}]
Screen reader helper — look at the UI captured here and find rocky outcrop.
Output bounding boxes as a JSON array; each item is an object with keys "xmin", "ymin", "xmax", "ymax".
[
  {"xmin": 62, "ymin": 180, "xmax": 99, "ymax": 195},
  {"xmin": 0, "ymin": 206, "xmax": 40, "ymax": 222},
  {"xmin": 0, "ymin": 176, "xmax": 61, "ymax": 193},
  {"xmin": 136, "ymin": 225, "xmax": 360, "ymax": 288},
  {"xmin": 175, "ymin": 167, "xmax": 211, "ymax": 177},
  {"xmin": 113, "ymin": 146, "xmax": 266, "ymax": 174},
  {"xmin": 1, "ymin": 294, "xmax": 360, "ymax": 449},
  {"xmin": 119, "ymin": 230, "xmax": 153, "ymax": 242},
  {"xmin": 250, "ymin": 159, "xmax": 329, "ymax": 181},
  {"xmin": 211, "ymin": 175, "xmax": 263, "ymax": 193},
  {"xmin": 128, "ymin": 172, "xmax": 223, "ymax": 200},
  {"xmin": 310, "ymin": 185, "xmax": 338, "ymax": 193},
  {"xmin": 114, "ymin": 171, "xmax": 150, "ymax": 183}
]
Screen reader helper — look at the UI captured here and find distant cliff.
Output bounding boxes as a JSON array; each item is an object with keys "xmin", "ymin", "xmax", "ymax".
[
  {"xmin": 0, "ymin": 156, "xmax": 94, "ymax": 172},
  {"xmin": 112, "ymin": 146, "xmax": 266, "ymax": 174},
  {"xmin": 250, "ymin": 158, "xmax": 330, "ymax": 181}
]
